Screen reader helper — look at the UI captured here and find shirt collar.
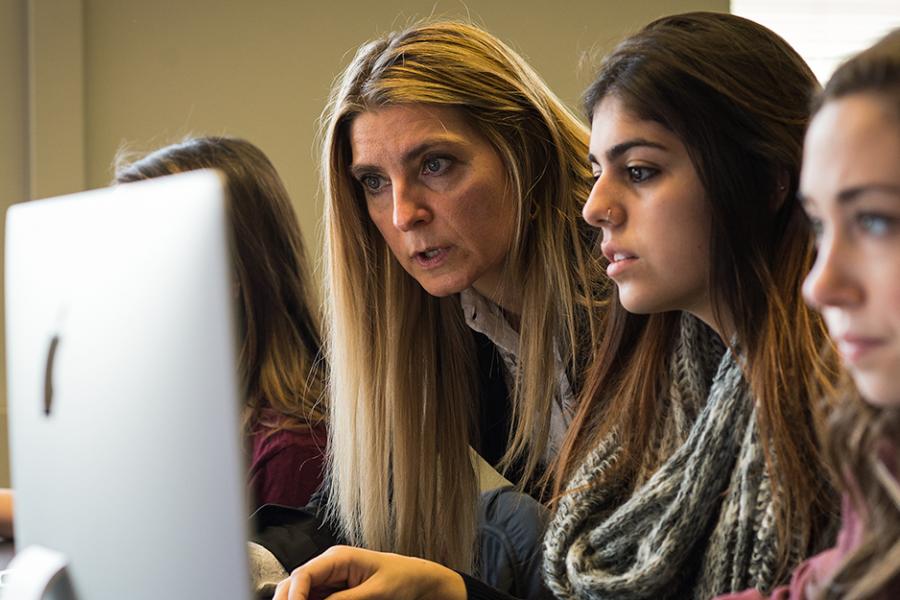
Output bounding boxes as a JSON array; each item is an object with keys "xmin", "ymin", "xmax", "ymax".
[{"xmin": 459, "ymin": 288, "xmax": 519, "ymax": 358}]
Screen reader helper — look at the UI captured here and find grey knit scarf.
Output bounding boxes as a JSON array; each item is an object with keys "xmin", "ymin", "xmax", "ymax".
[{"xmin": 543, "ymin": 314, "xmax": 794, "ymax": 599}]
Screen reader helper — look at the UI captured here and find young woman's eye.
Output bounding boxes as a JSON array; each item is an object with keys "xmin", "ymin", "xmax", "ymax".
[
  {"xmin": 627, "ymin": 166, "xmax": 657, "ymax": 183},
  {"xmin": 422, "ymin": 157, "xmax": 451, "ymax": 176},
  {"xmin": 857, "ymin": 212, "xmax": 897, "ymax": 237}
]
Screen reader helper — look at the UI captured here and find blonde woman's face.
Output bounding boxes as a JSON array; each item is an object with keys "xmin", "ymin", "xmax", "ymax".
[
  {"xmin": 802, "ymin": 93, "xmax": 900, "ymax": 408},
  {"xmin": 349, "ymin": 104, "xmax": 518, "ymax": 306}
]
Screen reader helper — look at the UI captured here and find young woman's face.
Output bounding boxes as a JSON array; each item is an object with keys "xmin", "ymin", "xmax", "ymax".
[
  {"xmin": 349, "ymin": 104, "xmax": 518, "ymax": 306},
  {"xmin": 801, "ymin": 93, "xmax": 900, "ymax": 408},
  {"xmin": 583, "ymin": 96, "xmax": 715, "ymax": 328}
]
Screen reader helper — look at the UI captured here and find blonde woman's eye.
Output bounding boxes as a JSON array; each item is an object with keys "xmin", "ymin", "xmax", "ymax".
[
  {"xmin": 423, "ymin": 157, "xmax": 451, "ymax": 175},
  {"xmin": 360, "ymin": 174, "xmax": 383, "ymax": 192}
]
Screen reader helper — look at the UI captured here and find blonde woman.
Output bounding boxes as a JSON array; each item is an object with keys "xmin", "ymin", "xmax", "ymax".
[{"xmin": 254, "ymin": 19, "xmax": 605, "ymax": 596}]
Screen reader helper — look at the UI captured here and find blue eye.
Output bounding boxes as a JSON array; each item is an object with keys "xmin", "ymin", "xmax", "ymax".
[
  {"xmin": 627, "ymin": 166, "xmax": 657, "ymax": 183},
  {"xmin": 422, "ymin": 157, "xmax": 451, "ymax": 175},
  {"xmin": 857, "ymin": 213, "xmax": 897, "ymax": 237},
  {"xmin": 360, "ymin": 174, "xmax": 384, "ymax": 193}
]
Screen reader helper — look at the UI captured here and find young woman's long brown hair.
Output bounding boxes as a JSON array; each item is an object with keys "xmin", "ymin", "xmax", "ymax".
[
  {"xmin": 813, "ymin": 29, "xmax": 900, "ymax": 599},
  {"xmin": 115, "ymin": 136, "xmax": 326, "ymax": 430},
  {"xmin": 553, "ymin": 12, "xmax": 841, "ymax": 581}
]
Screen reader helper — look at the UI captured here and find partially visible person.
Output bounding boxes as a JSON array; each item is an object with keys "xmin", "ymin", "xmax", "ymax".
[
  {"xmin": 116, "ymin": 136, "xmax": 328, "ymax": 511},
  {"xmin": 719, "ymin": 27, "xmax": 900, "ymax": 600},
  {"xmin": 271, "ymin": 12, "xmax": 842, "ymax": 600}
]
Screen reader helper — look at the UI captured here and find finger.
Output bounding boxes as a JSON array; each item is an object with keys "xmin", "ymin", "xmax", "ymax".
[
  {"xmin": 270, "ymin": 569, "xmax": 319, "ymax": 600},
  {"xmin": 288, "ymin": 569, "xmax": 350, "ymax": 600},
  {"xmin": 287, "ymin": 569, "xmax": 314, "ymax": 600},
  {"xmin": 313, "ymin": 579, "xmax": 386, "ymax": 600},
  {"xmin": 309, "ymin": 586, "xmax": 350, "ymax": 600},
  {"xmin": 291, "ymin": 546, "xmax": 369, "ymax": 596},
  {"xmin": 272, "ymin": 577, "xmax": 292, "ymax": 600},
  {"xmin": 315, "ymin": 566, "xmax": 425, "ymax": 600}
]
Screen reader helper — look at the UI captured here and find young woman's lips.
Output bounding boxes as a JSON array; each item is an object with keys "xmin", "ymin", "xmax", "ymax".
[
  {"xmin": 413, "ymin": 247, "xmax": 450, "ymax": 268},
  {"xmin": 837, "ymin": 335, "xmax": 887, "ymax": 365},
  {"xmin": 605, "ymin": 251, "xmax": 638, "ymax": 278}
]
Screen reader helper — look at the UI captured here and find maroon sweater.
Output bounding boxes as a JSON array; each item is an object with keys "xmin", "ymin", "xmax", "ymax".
[{"xmin": 247, "ymin": 421, "xmax": 327, "ymax": 511}]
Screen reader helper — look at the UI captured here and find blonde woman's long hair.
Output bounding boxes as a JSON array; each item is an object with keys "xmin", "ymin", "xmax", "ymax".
[
  {"xmin": 814, "ymin": 28, "xmax": 900, "ymax": 600},
  {"xmin": 321, "ymin": 21, "xmax": 603, "ymax": 571}
]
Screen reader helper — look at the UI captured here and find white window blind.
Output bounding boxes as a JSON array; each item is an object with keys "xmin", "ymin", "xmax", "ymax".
[{"xmin": 731, "ymin": 0, "xmax": 900, "ymax": 82}]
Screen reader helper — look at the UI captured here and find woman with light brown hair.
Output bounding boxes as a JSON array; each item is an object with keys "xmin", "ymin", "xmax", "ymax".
[
  {"xmin": 116, "ymin": 136, "xmax": 328, "ymax": 511},
  {"xmin": 230, "ymin": 18, "xmax": 608, "ymax": 591},
  {"xmin": 313, "ymin": 19, "xmax": 605, "ymax": 576},
  {"xmin": 721, "ymin": 27, "xmax": 900, "ymax": 600},
  {"xmin": 252, "ymin": 20, "xmax": 607, "ymax": 598}
]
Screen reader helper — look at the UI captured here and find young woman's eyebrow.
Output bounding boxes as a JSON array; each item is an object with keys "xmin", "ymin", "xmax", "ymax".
[
  {"xmin": 604, "ymin": 139, "xmax": 668, "ymax": 162},
  {"xmin": 587, "ymin": 140, "xmax": 668, "ymax": 168}
]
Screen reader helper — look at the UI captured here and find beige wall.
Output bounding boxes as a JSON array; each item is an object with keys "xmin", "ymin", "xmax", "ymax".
[
  {"xmin": 0, "ymin": 0, "xmax": 728, "ymax": 486},
  {"xmin": 82, "ymin": 0, "xmax": 726, "ymax": 252},
  {"xmin": 0, "ymin": 0, "xmax": 28, "ymax": 489}
]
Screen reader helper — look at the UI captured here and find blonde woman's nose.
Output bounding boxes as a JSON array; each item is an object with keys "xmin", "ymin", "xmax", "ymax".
[{"xmin": 392, "ymin": 183, "xmax": 431, "ymax": 231}]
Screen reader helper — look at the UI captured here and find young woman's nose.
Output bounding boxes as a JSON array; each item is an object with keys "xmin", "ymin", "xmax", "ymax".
[
  {"xmin": 802, "ymin": 231, "xmax": 864, "ymax": 311},
  {"xmin": 582, "ymin": 174, "xmax": 624, "ymax": 233},
  {"xmin": 392, "ymin": 182, "xmax": 432, "ymax": 231}
]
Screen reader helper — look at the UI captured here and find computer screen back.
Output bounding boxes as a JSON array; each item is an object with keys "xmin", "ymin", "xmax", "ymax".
[{"xmin": 5, "ymin": 170, "xmax": 251, "ymax": 599}]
